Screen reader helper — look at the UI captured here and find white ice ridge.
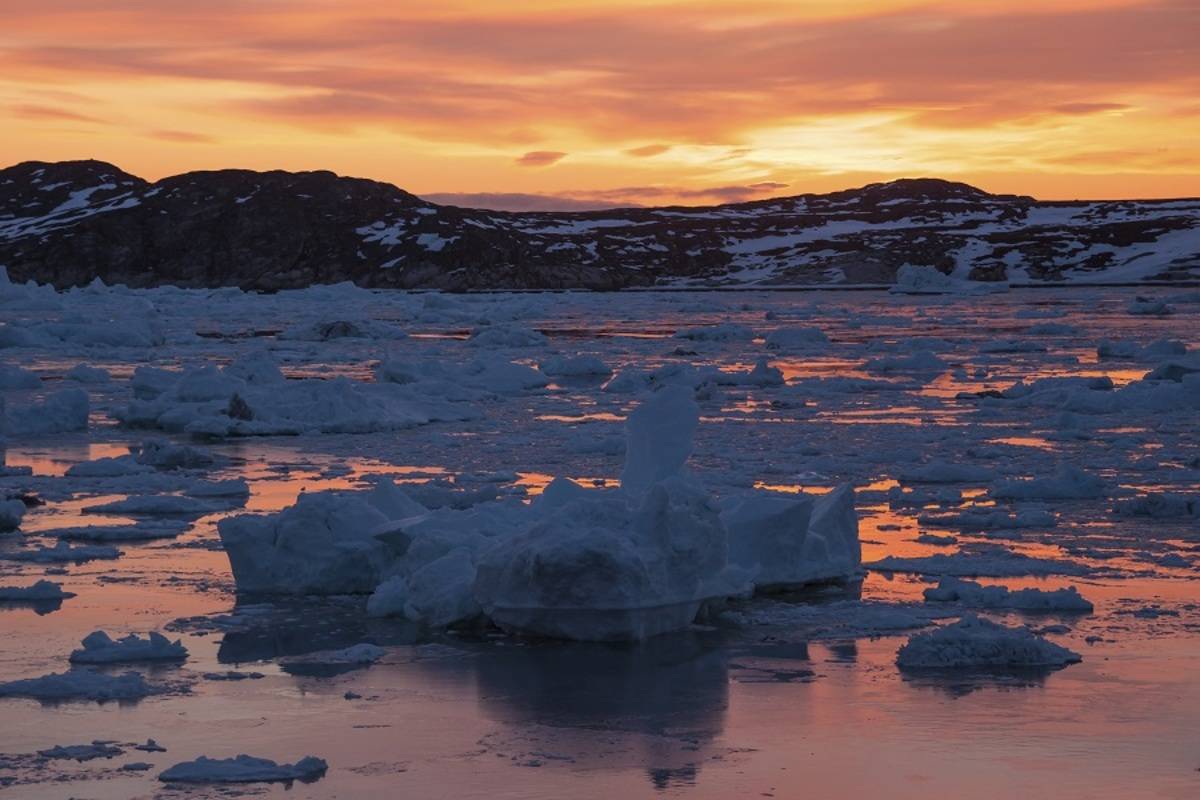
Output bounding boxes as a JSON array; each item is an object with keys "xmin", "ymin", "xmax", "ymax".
[{"xmin": 219, "ymin": 385, "xmax": 862, "ymax": 641}]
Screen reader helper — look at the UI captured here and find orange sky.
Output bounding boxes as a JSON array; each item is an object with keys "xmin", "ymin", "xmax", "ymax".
[{"xmin": 4, "ymin": 0, "xmax": 1199, "ymax": 208}]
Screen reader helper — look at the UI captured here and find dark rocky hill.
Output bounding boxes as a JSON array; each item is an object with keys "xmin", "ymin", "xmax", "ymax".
[{"xmin": 2, "ymin": 160, "xmax": 1197, "ymax": 289}]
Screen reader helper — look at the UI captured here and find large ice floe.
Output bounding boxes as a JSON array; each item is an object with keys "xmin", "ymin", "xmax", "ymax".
[{"xmin": 218, "ymin": 385, "xmax": 861, "ymax": 640}]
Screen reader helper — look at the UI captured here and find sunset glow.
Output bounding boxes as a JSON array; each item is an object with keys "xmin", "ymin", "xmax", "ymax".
[{"xmin": 4, "ymin": 0, "xmax": 1199, "ymax": 206}]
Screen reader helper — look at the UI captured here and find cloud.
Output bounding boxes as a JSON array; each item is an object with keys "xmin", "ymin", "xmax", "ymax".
[
  {"xmin": 625, "ymin": 144, "xmax": 671, "ymax": 157},
  {"xmin": 147, "ymin": 129, "xmax": 216, "ymax": 143},
  {"xmin": 1053, "ymin": 102, "xmax": 1131, "ymax": 114},
  {"xmin": 9, "ymin": 103, "xmax": 103, "ymax": 124},
  {"xmin": 515, "ymin": 150, "xmax": 567, "ymax": 167},
  {"xmin": 421, "ymin": 191, "xmax": 637, "ymax": 211}
]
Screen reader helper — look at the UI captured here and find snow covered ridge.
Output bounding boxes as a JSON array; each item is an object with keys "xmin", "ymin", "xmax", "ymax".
[
  {"xmin": 2, "ymin": 160, "xmax": 1198, "ymax": 289},
  {"xmin": 218, "ymin": 386, "xmax": 861, "ymax": 641}
]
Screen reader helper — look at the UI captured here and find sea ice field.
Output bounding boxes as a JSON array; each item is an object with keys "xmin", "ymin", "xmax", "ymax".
[{"xmin": 1, "ymin": 275, "xmax": 1198, "ymax": 799}]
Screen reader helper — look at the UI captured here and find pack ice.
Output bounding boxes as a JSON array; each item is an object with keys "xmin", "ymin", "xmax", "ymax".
[{"xmin": 218, "ymin": 385, "xmax": 861, "ymax": 640}]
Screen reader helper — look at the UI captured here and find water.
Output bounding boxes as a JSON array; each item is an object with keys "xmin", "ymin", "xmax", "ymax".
[{"xmin": 1, "ymin": 286, "xmax": 1198, "ymax": 798}]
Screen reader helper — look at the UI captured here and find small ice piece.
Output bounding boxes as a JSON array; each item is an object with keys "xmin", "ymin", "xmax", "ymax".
[
  {"xmin": 136, "ymin": 739, "xmax": 167, "ymax": 752},
  {"xmin": 896, "ymin": 614, "xmax": 1082, "ymax": 669},
  {"xmin": 135, "ymin": 440, "xmax": 215, "ymax": 470},
  {"xmin": 863, "ymin": 350, "xmax": 945, "ymax": 373},
  {"xmin": 158, "ymin": 754, "xmax": 328, "ymax": 784},
  {"xmin": 0, "ymin": 668, "xmax": 157, "ymax": 701},
  {"xmin": 919, "ymin": 507, "xmax": 1057, "ymax": 532},
  {"xmin": 1, "ymin": 388, "xmax": 89, "ymax": 436},
  {"xmin": 47, "ymin": 522, "xmax": 189, "ymax": 542},
  {"xmin": 867, "ymin": 545, "xmax": 1088, "ymax": 577},
  {"xmin": 923, "ymin": 577, "xmax": 1093, "ymax": 612},
  {"xmin": 65, "ymin": 455, "xmax": 153, "ymax": 478},
  {"xmin": 37, "ymin": 742, "xmax": 124, "ymax": 761},
  {"xmin": 65, "ymin": 364, "xmax": 112, "ymax": 384},
  {"xmin": 673, "ymin": 323, "xmax": 756, "ymax": 342},
  {"xmin": 1113, "ymin": 493, "xmax": 1198, "ymax": 519},
  {"xmin": 619, "ymin": 385, "xmax": 698, "ymax": 495},
  {"xmin": 0, "ymin": 497, "xmax": 25, "ymax": 531},
  {"xmin": 3, "ymin": 540, "xmax": 122, "ymax": 563},
  {"xmin": 899, "ymin": 461, "xmax": 997, "ymax": 483},
  {"xmin": 539, "ymin": 354, "xmax": 611, "ymax": 377},
  {"xmin": 991, "ymin": 465, "xmax": 1106, "ymax": 500},
  {"xmin": 0, "ymin": 364, "xmax": 41, "ymax": 389},
  {"xmin": 187, "ymin": 478, "xmax": 250, "ymax": 498},
  {"xmin": 0, "ymin": 580, "xmax": 76, "ymax": 601},
  {"xmin": 763, "ymin": 327, "xmax": 828, "ymax": 350},
  {"xmin": 69, "ymin": 631, "xmax": 188, "ymax": 664},
  {"xmin": 466, "ymin": 324, "xmax": 548, "ymax": 348},
  {"xmin": 83, "ymin": 495, "xmax": 217, "ymax": 515},
  {"xmin": 280, "ymin": 643, "xmax": 386, "ymax": 669}
]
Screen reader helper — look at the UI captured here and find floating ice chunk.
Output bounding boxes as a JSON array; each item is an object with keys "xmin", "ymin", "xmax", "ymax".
[
  {"xmin": 65, "ymin": 364, "xmax": 112, "ymax": 384},
  {"xmin": 280, "ymin": 643, "xmax": 385, "ymax": 669},
  {"xmin": 673, "ymin": 323, "xmax": 756, "ymax": 342},
  {"xmin": 158, "ymin": 755, "xmax": 328, "ymax": 784},
  {"xmin": 70, "ymin": 631, "xmax": 188, "ymax": 664},
  {"xmin": 65, "ymin": 454, "xmax": 153, "ymax": 477},
  {"xmin": 278, "ymin": 319, "xmax": 406, "ymax": 341},
  {"xmin": 1, "ymin": 388, "xmax": 88, "ymax": 436},
  {"xmin": 46, "ymin": 522, "xmax": 189, "ymax": 542},
  {"xmin": 923, "ymin": 577, "xmax": 1093, "ymax": 612},
  {"xmin": 724, "ymin": 599, "xmax": 936, "ymax": 638},
  {"xmin": 763, "ymin": 327, "xmax": 828, "ymax": 350},
  {"xmin": 1126, "ymin": 298, "xmax": 1172, "ymax": 316},
  {"xmin": 918, "ymin": 507, "xmax": 1056, "ymax": 532},
  {"xmin": 890, "ymin": 264, "xmax": 958, "ymax": 294},
  {"xmin": 1112, "ymin": 493, "xmax": 1198, "ymax": 518},
  {"xmin": 218, "ymin": 492, "xmax": 391, "ymax": 594},
  {"xmin": 0, "ymin": 668, "xmax": 158, "ymax": 701},
  {"xmin": 716, "ymin": 357, "xmax": 784, "ymax": 387},
  {"xmin": 3, "ymin": 540, "xmax": 122, "ymax": 563},
  {"xmin": 896, "ymin": 614, "xmax": 1082, "ymax": 669},
  {"xmin": 135, "ymin": 440, "xmax": 215, "ymax": 470},
  {"xmin": 37, "ymin": 742, "xmax": 124, "ymax": 761},
  {"xmin": 119, "ymin": 350, "xmax": 476, "ymax": 438},
  {"xmin": 467, "ymin": 324, "xmax": 548, "ymax": 348},
  {"xmin": 540, "ymin": 354, "xmax": 611, "ymax": 377},
  {"xmin": 0, "ymin": 498, "xmax": 25, "ymax": 531},
  {"xmin": 900, "ymin": 461, "xmax": 997, "ymax": 483},
  {"xmin": 863, "ymin": 350, "xmax": 945, "ymax": 373},
  {"xmin": 0, "ymin": 579, "xmax": 75, "ymax": 601},
  {"xmin": 83, "ymin": 495, "xmax": 219, "ymax": 515},
  {"xmin": 187, "ymin": 478, "xmax": 250, "ymax": 498},
  {"xmin": 722, "ymin": 484, "xmax": 861, "ymax": 591},
  {"xmin": 991, "ymin": 465, "xmax": 1106, "ymax": 500},
  {"xmin": 867, "ymin": 545, "xmax": 1088, "ymax": 577},
  {"xmin": 619, "ymin": 385, "xmax": 698, "ymax": 495},
  {"xmin": 1098, "ymin": 339, "xmax": 1187, "ymax": 361},
  {"xmin": 0, "ymin": 364, "xmax": 40, "ymax": 389}
]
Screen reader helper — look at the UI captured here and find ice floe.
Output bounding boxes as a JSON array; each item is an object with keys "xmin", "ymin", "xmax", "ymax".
[
  {"xmin": 69, "ymin": 631, "xmax": 188, "ymax": 664},
  {"xmin": 896, "ymin": 614, "xmax": 1082, "ymax": 669},
  {"xmin": 158, "ymin": 754, "xmax": 328, "ymax": 784}
]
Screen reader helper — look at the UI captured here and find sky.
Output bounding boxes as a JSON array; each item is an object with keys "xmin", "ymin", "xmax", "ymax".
[{"xmin": 3, "ymin": 0, "xmax": 1199, "ymax": 209}]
